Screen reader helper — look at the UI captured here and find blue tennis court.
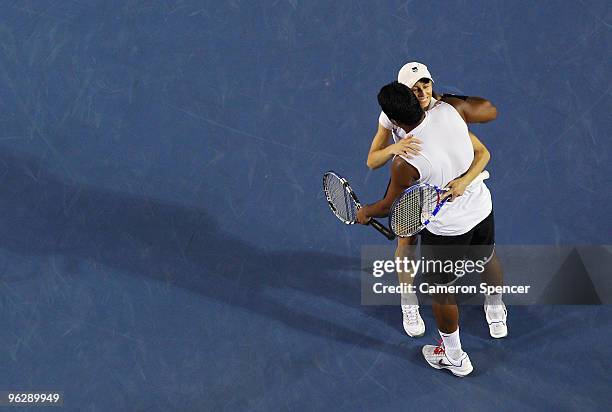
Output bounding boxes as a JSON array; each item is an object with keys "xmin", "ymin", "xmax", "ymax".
[{"xmin": 1, "ymin": 1, "xmax": 610, "ymax": 410}]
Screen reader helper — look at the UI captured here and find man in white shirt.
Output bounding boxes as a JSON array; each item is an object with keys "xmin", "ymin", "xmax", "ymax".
[
  {"xmin": 366, "ymin": 62, "xmax": 501, "ymax": 339},
  {"xmin": 356, "ymin": 81, "xmax": 507, "ymax": 377}
]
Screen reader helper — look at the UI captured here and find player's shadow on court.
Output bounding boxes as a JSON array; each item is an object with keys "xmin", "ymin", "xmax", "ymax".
[{"xmin": 0, "ymin": 149, "xmax": 412, "ymax": 360}]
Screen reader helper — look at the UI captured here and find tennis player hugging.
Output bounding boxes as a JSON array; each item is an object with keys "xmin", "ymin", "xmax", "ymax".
[{"xmin": 356, "ymin": 68, "xmax": 508, "ymax": 377}]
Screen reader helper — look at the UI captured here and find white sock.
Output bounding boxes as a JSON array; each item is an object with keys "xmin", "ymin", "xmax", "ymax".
[
  {"xmin": 485, "ymin": 293, "xmax": 503, "ymax": 307},
  {"xmin": 401, "ymin": 291, "xmax": 418, "ymax": 306},
  {"xmin": 439, "ymin": 328, "xmax": 464, "ymax": 361}
]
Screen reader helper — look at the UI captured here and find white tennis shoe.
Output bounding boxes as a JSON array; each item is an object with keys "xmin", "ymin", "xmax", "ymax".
[
  {"xmin": 484, "ymin": 302, "xmax": 508, "ymax": 338},
  {"xmin": 422, "ymin": 344, "xmax": 473, "ymax": 377},
  {"xmin": 402, "ymin": 305, "xmax": 425, "ymax": 337}
]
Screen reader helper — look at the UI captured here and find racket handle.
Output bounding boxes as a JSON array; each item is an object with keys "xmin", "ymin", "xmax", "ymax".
[{"xmin": 369, "ymin": 218, "xmax": 396, "ymax": 240}]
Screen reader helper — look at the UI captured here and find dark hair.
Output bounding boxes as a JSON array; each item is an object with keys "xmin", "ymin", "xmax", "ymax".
[{"xmin": 377, "ymin": 81, "xmax": 424, "ymax": 126}]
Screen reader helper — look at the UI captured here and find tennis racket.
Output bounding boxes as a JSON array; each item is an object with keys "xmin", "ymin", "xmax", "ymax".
[
  {"xmin": 323, "ymin": 171, "xmax": 396, "ymax": 240},
  {"xmin": 389, "ymin": 171, "xmax": 490, "ymax": 237}
]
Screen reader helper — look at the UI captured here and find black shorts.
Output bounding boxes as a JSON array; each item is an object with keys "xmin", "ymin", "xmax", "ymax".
[{"xmin": 420, "ymin": 211, "xmax": 495, "ymax": 286}]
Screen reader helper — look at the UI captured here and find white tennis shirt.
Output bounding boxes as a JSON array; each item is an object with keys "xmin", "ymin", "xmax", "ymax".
[{"xmin": 379, "ymin": 101, "xmax": 492, "ymax": 235}]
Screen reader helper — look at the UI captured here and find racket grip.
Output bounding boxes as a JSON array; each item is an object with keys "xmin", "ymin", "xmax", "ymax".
[{"xmin": 369, "ymin": 218, "xmax": 396, "ymax": 240}]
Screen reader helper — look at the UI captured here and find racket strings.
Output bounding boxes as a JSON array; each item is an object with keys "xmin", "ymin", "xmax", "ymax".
[
  {"xmin": 391, "ymin": 186, "xmax": 439, "ymax": 236},
  {"xmin": 324, "ymin": 174, "xmax": 358, "ymax": 223}
]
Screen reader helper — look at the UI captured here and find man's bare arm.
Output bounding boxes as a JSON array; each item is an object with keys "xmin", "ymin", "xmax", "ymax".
[
  {"xmin": 358, "ymin": 157, "xmax": 419, "ymax": 219},
  {"xmin": 442, "ymin": 95, "xmax": 497, "ymax": 123}
]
